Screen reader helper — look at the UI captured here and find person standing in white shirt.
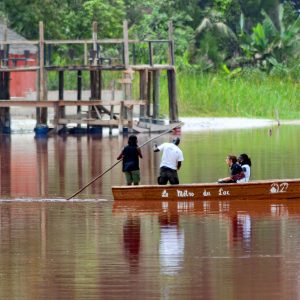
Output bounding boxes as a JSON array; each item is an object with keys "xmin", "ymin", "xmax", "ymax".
[{"xmin": 153, "ymin": 137, "xmax": 184, "ymax": 185}]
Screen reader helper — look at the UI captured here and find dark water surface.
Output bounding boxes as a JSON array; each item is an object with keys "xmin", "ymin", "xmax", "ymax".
[{"xmin": 1, "ymin": 125, "xmax": 300, "ymax": 299}]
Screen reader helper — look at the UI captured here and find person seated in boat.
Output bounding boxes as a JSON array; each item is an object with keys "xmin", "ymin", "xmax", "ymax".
[
  {"xmin": 237, "ymin": 153, "xmax": 252, "ymax": 183},
  {"xmin": 153, "ymin": 137, "xmax": 184, "ymax": 185},
  {"xmin": 218, "ymin": 155, "xmax": 245, "ymax": 183},
  {"xmin": 117, "ymin": 135, "xmax": 143, "ymax": 185}
]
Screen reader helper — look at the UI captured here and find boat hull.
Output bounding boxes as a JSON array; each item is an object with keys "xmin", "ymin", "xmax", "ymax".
[{"xmin": 112, "ymin": 179, "xmax": 300, "ymax": 201}]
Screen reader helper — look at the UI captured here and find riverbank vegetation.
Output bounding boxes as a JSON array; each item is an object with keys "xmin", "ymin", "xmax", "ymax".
[
  {"xmin": 173, "ymin": 71, "xmax": 300, "ymax": 119},
  {"xmin": 1, "ymin": 0, "xmax": 300, "ymax": 118}
]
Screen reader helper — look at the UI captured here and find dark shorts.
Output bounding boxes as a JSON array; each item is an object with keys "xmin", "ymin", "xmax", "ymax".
[{"xmin": 158, "ymin": 167, "xmax": 179, "ymax": 185}]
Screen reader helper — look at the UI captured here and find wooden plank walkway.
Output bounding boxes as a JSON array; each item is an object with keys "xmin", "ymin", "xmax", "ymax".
[{"xmin": 0, "ymin": 100, "xmax": 146, "ymax": 107}]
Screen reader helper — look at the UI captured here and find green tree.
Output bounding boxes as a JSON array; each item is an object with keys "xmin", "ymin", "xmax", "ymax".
[
  {"xmin": 194, "ymin": 9, "xmax": 238, "ymax": 68},
  {"xmin": 126, "ymin": 0, "xmax": 194, "ymax": 64},
  {"xmin": 240, "ymin": 4, "xmax": 300, "ymax": 72},
  {"xmin": 239, "ymin": 0, "xmax": 280, "ymax": 31},
  {"xmin": 1, "ymin": 0, "xmax": 125, "ymax": 39}
]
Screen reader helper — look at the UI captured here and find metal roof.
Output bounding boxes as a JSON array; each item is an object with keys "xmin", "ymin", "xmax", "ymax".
[{"xmin": 0, "ymin": 23, "xmax": 37, "ymax": 54}]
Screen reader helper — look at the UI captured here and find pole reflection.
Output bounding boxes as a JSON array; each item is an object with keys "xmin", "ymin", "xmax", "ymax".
[{"xmin": 35, "ymin": 137, "xmax": 48, "ymax": 197}]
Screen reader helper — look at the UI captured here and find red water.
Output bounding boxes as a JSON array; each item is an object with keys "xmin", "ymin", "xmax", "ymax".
[{"xmin": 1, "ymin": 128, "xmax": 300, "ymax": 299}]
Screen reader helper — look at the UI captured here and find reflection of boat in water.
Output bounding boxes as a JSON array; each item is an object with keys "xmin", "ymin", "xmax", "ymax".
[
  {"xmin": 113, "ymin": 199, "xmax": 300, "ymax": 217},
  {"xmin": 112, "ymin": 178, "xmax": 300, "ymax": 201}
]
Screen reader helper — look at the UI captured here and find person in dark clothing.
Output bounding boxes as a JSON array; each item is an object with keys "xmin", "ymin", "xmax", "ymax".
[
  {"xmin": 218, "ymin": 154, "xmax": 245, "ymax": 183},
  {"xmin": 117, "ymin": 135, "xmax": 142, "ymax": 185}
]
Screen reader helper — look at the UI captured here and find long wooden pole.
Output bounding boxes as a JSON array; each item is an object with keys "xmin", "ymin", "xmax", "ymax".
[{"xmin": 66, "ymin": 122, "xmax": 183, "ymax": 200}]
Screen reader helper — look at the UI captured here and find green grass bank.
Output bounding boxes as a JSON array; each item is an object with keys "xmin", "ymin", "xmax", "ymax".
[{"xmin": 159, "ymin": 71, "xmax": 300, "ymax": 119}]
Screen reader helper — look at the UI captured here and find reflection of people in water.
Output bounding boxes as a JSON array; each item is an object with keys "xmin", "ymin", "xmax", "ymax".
[
  {"xmin": 231, "ymin": 213, "xmax": 251, "ymax": 250},
  {"xmin": 123, "ymin": 215, "xmax": 141, "ymax": 272},
  {"xmin": 158, "ymin": 212, "xmax": 184, "ymax": 276}
]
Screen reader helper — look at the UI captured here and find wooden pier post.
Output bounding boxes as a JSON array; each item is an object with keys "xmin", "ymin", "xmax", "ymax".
[
  {"xmin": 58, "ymin": 70, "xmax": 66, "ymax": 131},
  {"xmin": 123, "ymin": 20, "xmax": 129, "ymax": 69},
  {"xmin": 109, "ymin": 80, "xmax": 116, "ymax": 134},
  {"xmin": 167, "ymin": 21, "xmax": 178, "ymax": 122},
  {"xmin": 77, "ymin": 70, "xmax": 82, "ymax": 128},
  {"xmin": 37, "ymin": 21, "xmax": 48, "ymax": 125},
  {"xmin": 152, "ymin": 70, "xmax": 160, "ymax": 120},
  {"xmin": 168, "ymin": 21, "xmax": 175, "ymax": 65},
  {"xmin": 139, "ymin": 70, "xmax": 147, "ymax": 120},
  {"xmin": 0, "ymin": 72, "xmax": 10, "ymax": 133},
  {"xmin": 146, "ymin": 71, "xmax": 152, "ymax": 117},
  {"xmin": 167, "ymin": 69, "xmax": 178, "ymax": 122},
  {"xmin": 123, "ymin": 69, "xmax": 133, "ymax": 130},
  {"xmin": 118, "ymin": 101, "xmax": 124, "ymax": 132},
  {"xmin": 89, "ymin": 22, "xmax": 102, "ymax": 132},
  {"xmin": 120, "ymin": 20, "xmax": 132, "ymax": 130},
  {"xmin": 0, "ymin": 26, "xmax": 10, "ymax": 133},
  {"xmin": 0, "ymin": 135, "xmax": 11, "ymax": 194}
]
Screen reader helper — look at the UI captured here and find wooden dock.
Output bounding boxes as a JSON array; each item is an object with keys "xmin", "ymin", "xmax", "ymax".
[{"xmin": 0, "ymin": 21, "xmax": 179, "ymax": 135}]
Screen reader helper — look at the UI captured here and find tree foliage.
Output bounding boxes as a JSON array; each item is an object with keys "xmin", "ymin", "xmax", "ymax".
[{"xmin": 0, "ymin": 0, "xmax": 299, "ymax": 75}]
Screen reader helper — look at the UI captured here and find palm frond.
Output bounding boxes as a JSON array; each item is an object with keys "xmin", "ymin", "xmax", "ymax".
[
  {"xmin": 215, "ymin": 22, "xmax": 237, "ymax": 41},
  {"xmin": 196, "ymin": 18, "xmax": 213, "ymax": 34}
]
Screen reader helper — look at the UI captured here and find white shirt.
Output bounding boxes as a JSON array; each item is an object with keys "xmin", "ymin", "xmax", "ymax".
[
  {"xmin": 237, "ymin": 164, "xmax": 251, "ymax": 183},
  {"xmin": 158, "ymin": 143, "xmax": 184, "ymax": 170}
]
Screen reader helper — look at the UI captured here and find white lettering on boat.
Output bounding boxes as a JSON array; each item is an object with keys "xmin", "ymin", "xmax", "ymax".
[
  {"xmin": 162, "ymin": 190, "xmax": 169, "ymax": 198},
  {"xmin": 203, "ymin": 189, "xmax": 211, "ymax": 197},
  {"xmin": 270, "ymin": 182, "xmax": 289, "ymax": 194},
  {"xmin": 218, "ymin": 188, "xmax": 230, "ymax": 196},
  {"xmin": 177, "ymin": 190, "xmax": 195, "ymax": 198}
]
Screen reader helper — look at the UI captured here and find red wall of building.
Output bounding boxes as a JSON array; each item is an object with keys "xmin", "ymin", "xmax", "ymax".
[{"xmin": 9, "ymin": 54, "xmax": 37, "ymax": 98}]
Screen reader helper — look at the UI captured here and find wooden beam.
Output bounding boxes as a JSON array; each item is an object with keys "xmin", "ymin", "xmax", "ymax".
[
  {"xmin": 152, "ymin": 70, "xmax": 160, "ymax": 119},
  {"xmin": 39, "ymin": 21, "xmax": 45, "ymax": 102},
  {"xmin": 147, "ymin": 70, "xmax": 151, "ymax": 117},
  {"xmin": 77, "ymin": 70, "xmax": 82, "ymax": 121},
  {"xmin": 0, "ymin": 40, "xmax": 39, "ymax": 45},
  {"xmin": 0, "ymin": 67, "xmax": 40, "ymax": 72},
  {"xmin": 139, "ymin": 70, "xmax": 147, "ymax": 118},
  {"xmin": 37, "ymin": 21, "xmax": 48, "ymax": 124},
  {"xmin": 58, "ymin": 71, "xmax": 65, "ymax": 130},
  {"xmin": 0, "ymin": 100, "xmax": 147, "ymax": 107},
  {"xmin": 109, "ymin": 80, "xmax": 116, "ymax": 134},
  {"xmin": 57, "ymin": 118, "xmax": 129, "ymax": 126},
  {"xmin": 123, "ymin": 20, "xmax": 129, "ymax": 68},
  {"xmin": 0, "ymin": 101, "xmax": 55, "ymax": 107},
  {"xmin": 45, "ymin": 65, "xmax": 125, "ymax": 72},
  {"xmin": 148, "ymin": 41, "xmax": 153, "ymax": 66},
  {"xmin": 44, "ymin": 39, "xmax": 127, "ymax": 45},
  {"xmin": 92, "ymin": 22, "xmax": 98, "ymax": 66},
  {"xmin": 0, "ymin": 70, "xmax": 11, "ymax": 133},
  {"xmin": 168, "ymin": 21, "xmax": 175, "ymax": 65},
  {"xmin": 0, "ymin": 99, "xmax": 147, "ymax": 107}
]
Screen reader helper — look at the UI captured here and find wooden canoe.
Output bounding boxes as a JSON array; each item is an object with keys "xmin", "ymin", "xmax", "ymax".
[{"xmin": 112, "ymin": 178, "xmax": 300, "ymax": 201}]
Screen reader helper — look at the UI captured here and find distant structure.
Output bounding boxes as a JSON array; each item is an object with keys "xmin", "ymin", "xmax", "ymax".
[
  {"xmin": 0, "ymin": 21, "xmax": 179, "ymax": 135},
  {"xmin": 0, "ymin": 23, "xmax": 37, "ymax": 98}
]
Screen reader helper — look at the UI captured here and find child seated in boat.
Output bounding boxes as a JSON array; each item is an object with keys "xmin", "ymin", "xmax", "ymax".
[
  {"xmin": 218, "ymin": 155, "xmax": 245, "ymax": 183},
  {"xmin": 237, "ymin": 153, "xmax": 251, "ymax": 183}
]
